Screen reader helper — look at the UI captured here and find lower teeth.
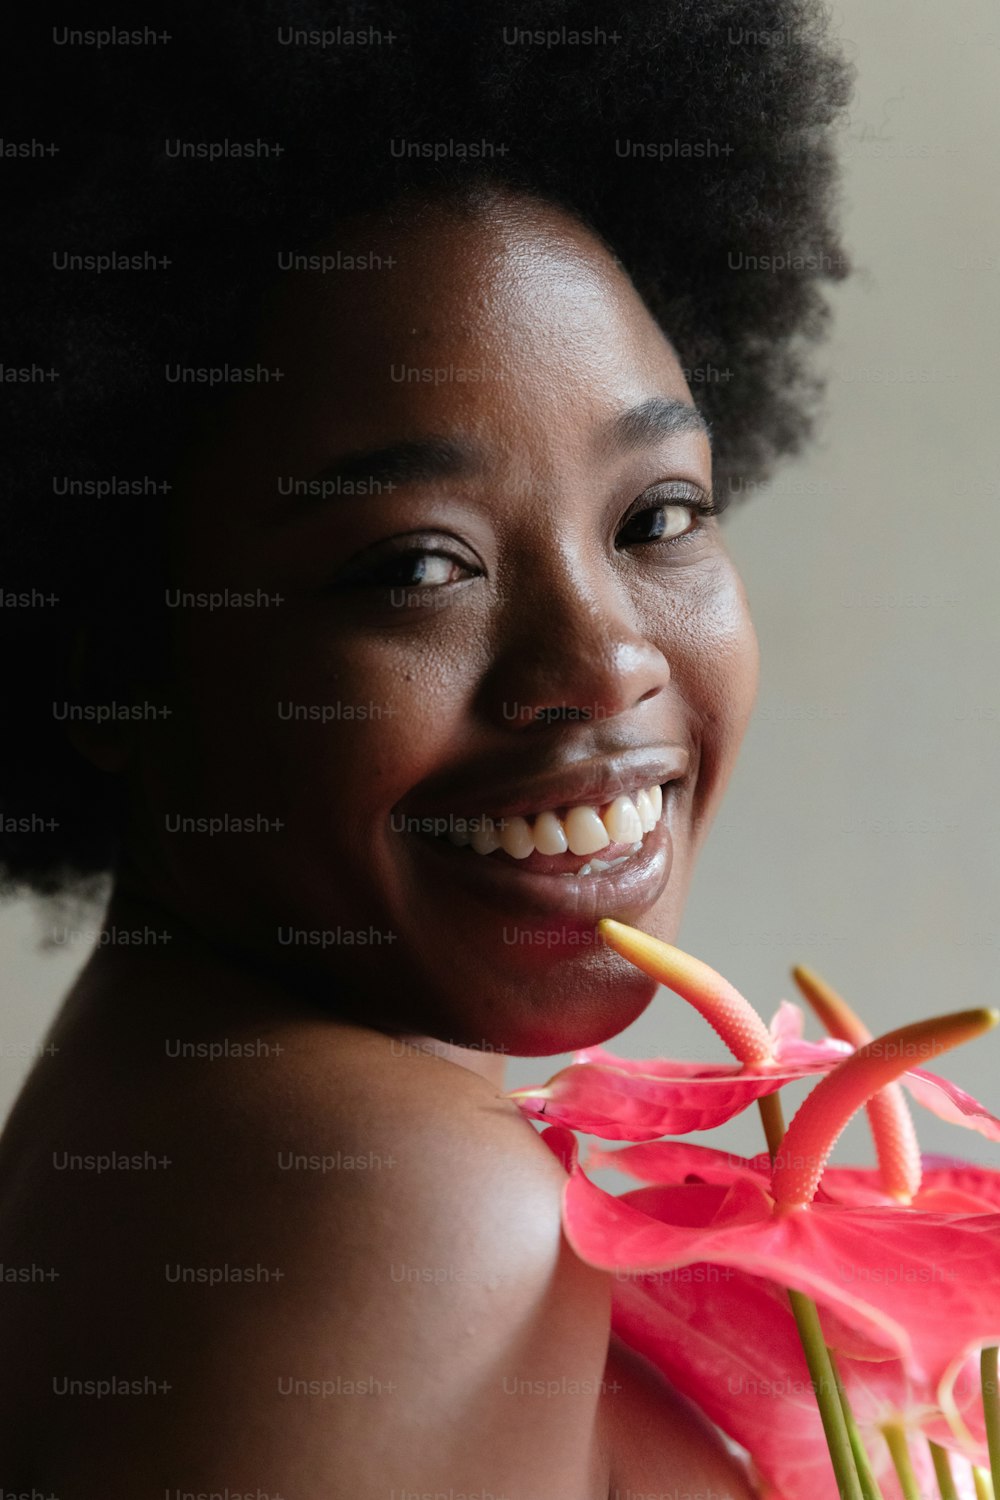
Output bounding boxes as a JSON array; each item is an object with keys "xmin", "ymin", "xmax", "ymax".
[
  {"xmin": 570, "ymin": 841, "xmax": 643, "ymax": 878},
  {"xmin": 437, "ymin": 832, "xmax": 649, "ymax": 871}
]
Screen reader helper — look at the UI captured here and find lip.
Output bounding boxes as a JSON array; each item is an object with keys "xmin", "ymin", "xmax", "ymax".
[
  {"xmin": 397, "ymin": 743, "xmax": 691, "ymax": 824},
  {"xmin": 409, "ymin": 799, "xmax": 676, "ymax": 923}
]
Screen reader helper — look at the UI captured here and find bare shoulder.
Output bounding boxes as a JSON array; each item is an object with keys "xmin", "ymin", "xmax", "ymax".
[
  {"xmin": 8, "ymin": 1019, "xmax": 615, "ymax": 1496},
  {"xmin": 203, "ymin": 1019, "xmax": 611, "ymax": 1333},
  {"xmin": 185, "ymin": 1015, "xmax": 594, "ymax": 1272}
]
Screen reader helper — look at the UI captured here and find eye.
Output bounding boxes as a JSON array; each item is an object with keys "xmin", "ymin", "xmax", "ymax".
[
  {"xmin": 372, "ymin": 551, "xmax": 470, "ymax": 588},
  {"xmin": 617, "ymin": 503, "xmax": 697, "ymax": 546},
  {"xmin": 336, "ymin": 534, "xmax": 482, "ymax": 593},
  {"xmin": 616, "ymin": 483, "xmax": 721, "ymax": 551}
]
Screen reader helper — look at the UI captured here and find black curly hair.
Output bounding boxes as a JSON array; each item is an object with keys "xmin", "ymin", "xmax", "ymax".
[{"xmin": 1, "ymin": 0, "xmax": 853, "ymax": 894}]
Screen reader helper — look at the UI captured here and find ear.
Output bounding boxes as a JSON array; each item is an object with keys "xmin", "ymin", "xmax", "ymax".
[{"xmin": 62, "ymin": 625, "xmax": 135, "ymax": 775}]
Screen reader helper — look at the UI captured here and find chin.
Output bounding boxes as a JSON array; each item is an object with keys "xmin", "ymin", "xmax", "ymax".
[{"xmin": 427, "ymin": 957, "xmax": 660, "ymax": 1059}]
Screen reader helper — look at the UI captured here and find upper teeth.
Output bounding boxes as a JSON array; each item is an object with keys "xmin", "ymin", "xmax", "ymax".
[{"xmin": 444, "ymin": 783, "xmax": 663, "ymax": 858}]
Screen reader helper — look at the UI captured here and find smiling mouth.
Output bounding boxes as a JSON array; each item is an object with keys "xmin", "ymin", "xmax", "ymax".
[{"xmin": 419, "ymin": 782, "xmax": 665, "ymax": 877}]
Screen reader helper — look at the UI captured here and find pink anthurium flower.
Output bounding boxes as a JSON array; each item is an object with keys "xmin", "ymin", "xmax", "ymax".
[
  {"xmin": 506, "ymin": 938, "xmax": 852, "ymax": 1137},
  {"xmin": 522, "ymin": 925, "xmax": 1000, "ymax": 1498},
  {"xmin": 541, "ymin": 1008, "xmax": 1000, "ymax": 1420},
  {"xmin": 542, "ymin": 1127, "xmax": 991, "ymax": 1500},
  {"xmin": 506, "ymin": 923, "xmax": 1000, "ymax": 1162},
  {"xmin": 596, "ymin": 1229, "xmax": 987, "ymax": 1500},
  {"xmin": 588, "ymin": 1138, "xmax": 1000, "ymax": 1455}
]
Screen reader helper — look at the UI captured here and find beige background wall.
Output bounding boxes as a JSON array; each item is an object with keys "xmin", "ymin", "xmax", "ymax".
[{"xmin": 3, "ymin": 0, "xmax": 999, "ymax": 1168}]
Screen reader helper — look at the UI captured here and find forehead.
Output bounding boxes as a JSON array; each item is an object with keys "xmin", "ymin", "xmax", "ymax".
[
  {"xmin": 244, "ymin": 193, "xmax": 697, "ymax": 469},
  {"xmin": 263, "ymin": 192, "xmax": 667, "ymax": 343}
]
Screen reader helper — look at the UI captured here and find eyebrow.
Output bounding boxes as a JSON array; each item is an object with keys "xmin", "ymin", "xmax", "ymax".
[
  {"xmin": 267, "ymin": 436, "xmax": 474, "ymax": 518},
  {"xmin": 603, "ymin": 396, "xmax": 712, "ymax": 452},
  {"xmin": 270, "ymin": 396, "xmax": 710, "ymax": 519}
]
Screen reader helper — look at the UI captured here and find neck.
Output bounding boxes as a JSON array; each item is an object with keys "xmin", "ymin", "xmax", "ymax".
[{"xmin": 73, "ymin": 875, "xmax": 508, "ymax": 1090}]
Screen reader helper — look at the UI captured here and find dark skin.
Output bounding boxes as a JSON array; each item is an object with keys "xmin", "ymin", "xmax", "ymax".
[
  {"xmin": 97, "ymin": 188, "xmax": 759, "ymax": 1065},
  {"xmin": 0, "ymin": 191, "xmax": 761, "ymax": 1493}
]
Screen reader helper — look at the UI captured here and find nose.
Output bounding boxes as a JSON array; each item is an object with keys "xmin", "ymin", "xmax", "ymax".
[{"xmin": 478, "ymin": 551, "xmax": 671, "ymax": 731}]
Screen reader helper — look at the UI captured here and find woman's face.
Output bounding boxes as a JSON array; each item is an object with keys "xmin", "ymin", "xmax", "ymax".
[{"xmin": 126, "ymin": 191, "xmax": 759, "ymax": 1055}]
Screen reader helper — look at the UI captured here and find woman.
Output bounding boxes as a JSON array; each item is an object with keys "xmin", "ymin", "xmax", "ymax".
[{"xmin": 0, "ymin": 2, "xmax": 852, "ymax": 1491}]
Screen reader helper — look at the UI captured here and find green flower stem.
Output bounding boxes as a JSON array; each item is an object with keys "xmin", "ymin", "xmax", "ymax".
[
  {"xmin": 882, "ymin": 1423, "xmax": 920, "ymax": 1500},
  {"xmin": 973, "ymin": 1465, "xmax": 995, "ymax": 1500},
  {"xmin": 984, "ymin": 1347, "xmax": 1000, "ymax": 1493},
  {"xmin": 757, "ymin": 1095, "xmax": 864, "ymax": 1500},
  {"xmin": 928, "ymin": 1440, "xmax": 958, "ymax": 1500},
  {"xmin": 788, "ymin": 1287, "xmax": 864, "ymax": 1500},
  {"xmin": 757, "ymin": 1090, "xmax": 787, "ymax": 1159},
  {"xmin": 829, "ymin": 1352, "xmax": 884, "ymax": 1500}
]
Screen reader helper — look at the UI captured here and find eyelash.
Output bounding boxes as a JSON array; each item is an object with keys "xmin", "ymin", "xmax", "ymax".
[
  {"xmin": 615, "ymin": 483, "xmax": 722, "ymax": 550},
  {"xmin": 345, "ymin": 483, "xmax": 723, "ymax": 592}
]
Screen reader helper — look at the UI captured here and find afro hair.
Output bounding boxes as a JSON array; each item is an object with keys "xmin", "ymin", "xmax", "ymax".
[{"xmin": 0, "ymin": 0, "xmax": 854, "ymax": 893}]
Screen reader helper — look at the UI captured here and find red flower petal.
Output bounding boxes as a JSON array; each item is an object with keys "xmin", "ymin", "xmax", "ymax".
[
  {"xmin": 902, "ymin": 1069, "xmax": 1000, "ymax": 1141},
  {"xmin": 507, "ymin": 1036, "xmax": 849, "ymax": 1141},
  {"xmin": 562, "ymin": 1151, "xmax": 1000, "ymax": 1396},
  {"xmin": 509, "ymin": 1060, "xmax": 816, "ymax": 1137}
]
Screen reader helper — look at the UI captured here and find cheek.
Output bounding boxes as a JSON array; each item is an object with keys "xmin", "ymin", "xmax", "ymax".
[
  {"xmin": 179, "ymin": 610, "xmax": 479, "ymax": 839},
  {"xmin": 274, "ymin": 644, "xmax": 467, "ymax": 831},
  {"xmin": 694, "ymin": 564, "xmax": 759, "ymax": 718},
  {"xmin": 656, "ymin": 561, "xmax": 759, "ymax": 820},
  {"xmin": 134, "ymin": 610, "xmax": 480, "ymax": 934}
]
